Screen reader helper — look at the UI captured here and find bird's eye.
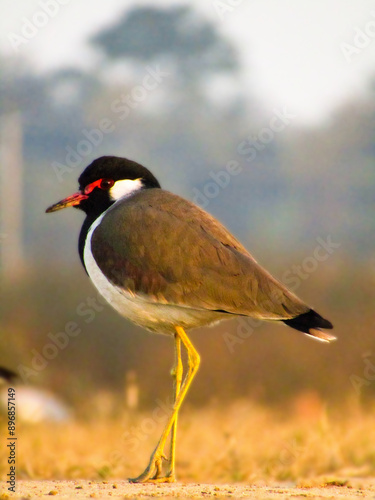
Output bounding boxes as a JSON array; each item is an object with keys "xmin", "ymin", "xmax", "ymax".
[
  {"xmin": 83, "ymin": 178, "xmax": 115, "ymax": 195},
  {"xmin": 100, "ymin": 179, "xmax": 115, "ymax": 190}
]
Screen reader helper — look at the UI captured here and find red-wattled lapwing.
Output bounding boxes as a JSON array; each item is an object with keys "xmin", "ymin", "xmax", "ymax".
[{"xmin": 46, "ymin": 155, "xmax": 335, "ymax": 483}]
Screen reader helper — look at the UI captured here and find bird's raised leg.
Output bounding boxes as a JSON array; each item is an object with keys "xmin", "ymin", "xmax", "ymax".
[{"xmin": 129, "ymin": 326, "xmax": 200, "ymax": 483}]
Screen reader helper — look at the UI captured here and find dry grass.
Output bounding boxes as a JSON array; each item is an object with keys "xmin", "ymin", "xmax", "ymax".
[{"xmin": 1, "ymin": 399, "xmax": 375, "ymax": 484}]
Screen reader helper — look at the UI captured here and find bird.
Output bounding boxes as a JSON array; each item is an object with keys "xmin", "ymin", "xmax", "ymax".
[{"xmin": 46, "ymin": 155, "xmax": 335, "ymax": 483}]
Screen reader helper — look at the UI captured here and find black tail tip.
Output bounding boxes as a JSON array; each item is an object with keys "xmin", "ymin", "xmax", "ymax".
[{"xmin": 283, "ymin": 309, "xmax": 335, "ymax": 343}]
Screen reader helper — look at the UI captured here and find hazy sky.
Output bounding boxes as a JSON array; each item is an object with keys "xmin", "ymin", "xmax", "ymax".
[{"xmin": 1, "ymin": 0, "xmax": 375, "ymax": 124}]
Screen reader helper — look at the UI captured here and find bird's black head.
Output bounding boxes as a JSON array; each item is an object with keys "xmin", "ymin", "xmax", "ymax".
[{"xmin": 46, "ymin": 156, "xmax": 161, "ymax": 218}]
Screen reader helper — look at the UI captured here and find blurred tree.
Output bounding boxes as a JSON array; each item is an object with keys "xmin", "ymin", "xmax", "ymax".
[
  {"xmin": 90, "ymin": 5, "xmax": 238, "ymax": 86},
  {"xmin": 0, "ymin": 57, "xmax": 103, "ymax": 160},
  {"xmin": 88, "ymin": 4, "xmax": 248, "ymax": 213}
]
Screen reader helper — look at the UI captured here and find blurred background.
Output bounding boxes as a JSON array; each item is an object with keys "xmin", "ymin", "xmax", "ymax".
[{"xmin": 1, "ymin": 0, "xmax": 375, "ymax": 421}]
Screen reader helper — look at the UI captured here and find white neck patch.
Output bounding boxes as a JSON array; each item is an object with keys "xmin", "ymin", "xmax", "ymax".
[{"xmin": 109, "ymin": 178, "xmax": 143, "ymax": 201}]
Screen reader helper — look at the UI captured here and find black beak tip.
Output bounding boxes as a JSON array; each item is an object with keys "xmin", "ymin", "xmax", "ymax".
[{"xmin": 46, "ymin": 203, "xmax": 61, "ymax": 213}]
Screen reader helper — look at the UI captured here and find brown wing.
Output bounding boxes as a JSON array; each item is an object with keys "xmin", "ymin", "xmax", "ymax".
[{"xmin": 90, "ymin": 189, "xmax": 309, "ymax": 320}]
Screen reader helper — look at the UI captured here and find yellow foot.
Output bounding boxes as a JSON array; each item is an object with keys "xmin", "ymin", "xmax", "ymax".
[
  {"xmin": 133, "ymin": 475, "xmax": 175, "ymax": 484},
  {"xmin": 129, "ymin": 452, "xmax": 175, "ymax": 483}
]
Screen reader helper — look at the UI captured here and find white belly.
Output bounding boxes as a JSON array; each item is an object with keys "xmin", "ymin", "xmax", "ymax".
[{"xmin": 83, "ymin": 214, "xmax": 226, "ymax": 334}]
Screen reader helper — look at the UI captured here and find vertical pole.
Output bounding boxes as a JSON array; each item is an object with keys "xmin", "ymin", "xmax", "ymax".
[{"xmin": 0, "ymin": 112, "xmax": 25, "ymax": 280}]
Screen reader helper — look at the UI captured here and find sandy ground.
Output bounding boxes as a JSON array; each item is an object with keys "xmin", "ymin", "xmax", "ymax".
[{"xmin": 1, "ymin": 479, "xmax": 374, "ymax": 499}]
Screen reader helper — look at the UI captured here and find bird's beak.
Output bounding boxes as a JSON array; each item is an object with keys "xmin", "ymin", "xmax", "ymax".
[{"xmin": 46, "ymin": 191, "xmax": 89, "ymax": 213}]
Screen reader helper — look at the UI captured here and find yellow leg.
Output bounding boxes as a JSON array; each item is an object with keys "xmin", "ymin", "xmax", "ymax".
[
  {"xmin": 129, "ymin": 326, "xmax": 200, "ymax": 483},
  {"xmin": 167, "ymin": 333, "xmax": 183, "ymax": 480}
]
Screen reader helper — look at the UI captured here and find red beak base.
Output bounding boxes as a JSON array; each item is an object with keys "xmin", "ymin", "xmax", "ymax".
[{"xmin": 46, "ymin": 192, "xmax": 89, "ymax": 213}]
